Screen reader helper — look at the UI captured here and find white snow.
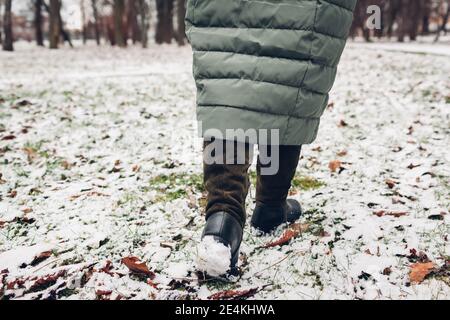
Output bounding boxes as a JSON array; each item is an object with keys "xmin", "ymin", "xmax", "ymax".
[
  {"xmin": 196, "ymin": 236, "xmax": 232, "ymax": 277},
  {"xmin": 0, "ymin": 41, "xmax": 449, "ymax": 300}
]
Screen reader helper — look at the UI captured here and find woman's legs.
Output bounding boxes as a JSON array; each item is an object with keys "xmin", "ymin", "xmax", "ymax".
[
  {"xmin": 203, "ymin": 139, "xmax": 252, "ymax": 228},
  {"xmin": 203, "ymin": 141, "xmax": 301, "ymax": 225},
  {"xmin": 256, "ymin": 145, "xmax": 302, "ymax": 206}
]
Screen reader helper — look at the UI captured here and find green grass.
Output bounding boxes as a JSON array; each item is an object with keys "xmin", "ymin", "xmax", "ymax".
[
  {"xmin": 292, "ymin": 176, "xmax": 325, "ymax": 191},
  {"xmin": 250, "ymin": 172, "xmax": 325, "ymax": 191},
  {"xmin": 150, "ymin": 172, "xmax": 204, "ymax": 202}
]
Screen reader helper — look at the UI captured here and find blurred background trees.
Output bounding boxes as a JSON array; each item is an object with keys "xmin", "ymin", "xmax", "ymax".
[
  {"xmin": 0, "ymin": 0, "xmax": 449, "ymax": 52},
  {"xmin": 351, "ymin": 0, "xmax": 450, "ymax": 42}
]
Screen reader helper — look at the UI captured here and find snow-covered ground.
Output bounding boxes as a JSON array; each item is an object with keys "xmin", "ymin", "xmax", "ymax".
[{"xmin": 0, "ymin": 42, "xmax": 449, "ymax": 300}]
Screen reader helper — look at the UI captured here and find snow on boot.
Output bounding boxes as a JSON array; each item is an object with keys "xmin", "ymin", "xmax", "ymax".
[{"xmin": 196, "ymin": 212, "xmax": 243, "ymax": 277}]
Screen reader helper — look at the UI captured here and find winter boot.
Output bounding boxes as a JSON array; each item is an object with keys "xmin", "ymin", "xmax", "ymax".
[
  {"xmin": 197, "ymin": 212, "xmax": 243, "ymax": 277},
  {"xmin": 251, "ymin": 199, "xmax": 302, "ymax": 234}
]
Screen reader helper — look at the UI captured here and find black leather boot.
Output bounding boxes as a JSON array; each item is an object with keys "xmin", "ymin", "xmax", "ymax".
[
  {"xmin": 200, "ymin": 211, "xmax": 243, "ymax": 276},
  {"xmin": 251, "ymin": 199, "xmax": 302, "ymax": 234}
]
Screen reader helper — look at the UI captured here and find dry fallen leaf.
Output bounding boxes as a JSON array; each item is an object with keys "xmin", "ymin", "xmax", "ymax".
[
  {"xmin": 61, "ymin": 160, "xmax": 72, "ymax": 170},
  {"xmin": 338, "ymin": 119, "xmax": 348, "ymax": 127},
  {"xmin": 385, "ymin": 179, "xmax": 397, "ymax": 189},
  {"xmin": 373, "ymin": 210, "xmax": 408, "ymax": 218},
  {"xmin": 95, "ymin": 289, "xmax": 113, "ymax": 300},
  {"xmin": 407, "ymin": 163, "xmax": 421, "ymax": 170},
  {"xmin": 337, "ymin": 150, "xmax": 348, "ymax": 157},
  {"xmin": 1, "ymin": 134, "xmax": 16, "ymax": 141},
  {"xmin": 382, "ymin": 267, "xmax": 392, "ymax": 276},
  {"xmin": 328, "ymin": 160, "xmax": 342, "ymax": 173},
  {"xmin": 121, "ymin": 256, "xmax": 155, "ymax": 279},
  {"xmin": 208, "ymin": 287, "xmax": 260, "ymax": 300},
  {"xmin": 30, "ymin": 251, "xmax": 52, "ymax": 266},
  {"xmin": 410, "ymin": 262, "xmax": 435, "ymax": 284},
  {"xmin": 23, "ymin": 147, "xmax": 38, "ymax": 162},
  {"xmin": 8, "ymin": 190, "xmax": 17, "ymax": 198},
  {"xmin": 261, "ymin": 223, "xmax": 309, "ymax": 248}
]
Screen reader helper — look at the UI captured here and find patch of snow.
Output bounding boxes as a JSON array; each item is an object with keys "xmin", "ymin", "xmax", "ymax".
[{"xmin": 196, "ymin": 236, "xmax": 231, "ymax": 277}]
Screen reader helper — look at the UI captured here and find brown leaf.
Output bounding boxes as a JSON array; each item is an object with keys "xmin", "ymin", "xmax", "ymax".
[
  {"xmin": 261, "ymin": 223, "xmax": 309, "ymax": 249},
  {"xmin": 8, "ymin": 190, "xmax": 17, "ymax": 198},
  {"xmin": 328, "ymin": 160, "xmax": 342, "ymax": 173},
  {"xmin": 70, "ymin": 191, "xmax": 108, "ymax": 201},
  {"xmin": 373, "ymin": 210, "xmax": 408, "ymax": 218},
  {"xmin": 337, "ymin": 150, "xmax": 348, "ymax": 157},
  {"xmin": 385, "ymin": 179, "xmax": 397, "ymax": 189},
  {"xmin": 15, "ymin": 216, "xmax": 36, "ymax": 224},
  {"xmin": 14, "ymin": 100, "xmax": 32, "ymax": 108},
  {"xmin": 208, "ymin": 287, "xmax": 260, "ymax": 300},
  {"xmin": 23, "ymin": 147, "xmax": 38, "ymax": 162},
  {"xmin": 410, "ymin": 262, "xmax": 435, "ymax": 284},
  {"xmin": 30, "ymin": 251, "xmax": 52, "ymax": 266},
  {"xmin": 147, "ymin": 279, "xmax": 159, "ymax": 289},
  {"xmin": 28, "ymin": 270, "xmax": 67, "ymax": 292},
  {"xmin": 407, "ymin": 163, "xmax": 421, "ymax": 170},
  {"xmin": 382, "ymin": 267, "xmax": 392, "ymax": 276},
  {"xmin": 95, "ymin": 289, "xmax": 113, "ymax": 300},
  {"xmin": 22, "ymin": 207, "xmax": 33, "ymax": 214},
  {"xmin": 407, "ymin": 249, "xmax": 431, "ymax": 263},
  {"xmin": 1, "ymin": 134, "xmax": 16, "ymax": 141},
  {"xmin": 121, "ymin": 256, "xmax": 155, "ymax": 279},
  {"xmin": 61, "ymin": 160, "xmax": 72, "ymax": 170},
  {"xmin": 338, "ymin": 119, "xmax": 348, "ymax": 127}
]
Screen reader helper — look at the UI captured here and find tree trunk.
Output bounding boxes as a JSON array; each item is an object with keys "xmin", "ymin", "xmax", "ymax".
[
  {"xmin": 421, "ymin": 0, "xmax": 432, "ymax": 35},
  {"xmin": 80, "ymin": 0, "xmax": 87, "ymax": 44},
  {"xmin": 35, "ymin": 0, "xmax": 44, "ymax": 46},
  {"xmin": 3, "ymin": 0, "xmax": 13, "ymax": 51},
  {"xmin": 138, "ymin": 0, "xmax": 150, "ymax": 48},
  {"xmin": 114, "ymin": 0, "xmax": 126, "ymax": 47},
  {"xmin": 49, "ymin": 0, "xmax": 60, "ymax": 49},
  {"xmin": 408, "ymin": 0, "xmax": 422, "ymax": 41},
  {"xmin": 0, "ymin": 0, "xmax": 5, "ymax": 45},
  {"xmin": 127, "ymin": 0, "xmax": 141, "ymax": 44},
  {"xmin": 175, "ymin": 0, "xmax": 186, "ymax": 45},
  {"xmin": 91, "ymin": 0, "xmax": 100, "ymax": 45},
  {"xmin": 155, "ymin": 0, "xmax": 174, "ymax": 44},
  {"xmin": 397, "ymin": 0, "xmax": 409, "ymax": 42}
]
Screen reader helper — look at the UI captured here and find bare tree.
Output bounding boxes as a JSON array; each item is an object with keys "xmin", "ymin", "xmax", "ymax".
[
  {"xmin": 113, "ymin": 0, "xmax": 126, "ymax": 47},
  {"xmin": 138, "ymin": 0, "xmax": 150, "ymax": 48},
  {"xmin": 2, "ymin": 0, "xmax": 13, "ymax": 51},
  {"xmin": 45, "ymin": 0, "xmax": 73, "ymax": 48},
  {"xmin": 35, "ymin": 0, "xmax": 44, "ymax": 46},
  {"xmin": 49, "ymin": 0, "xmax": 60, "ymax": 49},
  {"xmin": 175, "ymin": 0, "xmax": 186, "ymax": 45},
  {"xmin": 80, "ymin": 0, "xmax": 87, "ymax": 44},
  {"xmin": 0, "ymin": 0, "xmax": 4, "ymax": 45},
  {"xmin": 155, "ymin": 0, "xmax": 174, "ymax": 44},
  {"xmin": 91, "ymin": 0, "xmax": 100, "ymax": 45},
  {"xmin": 127, "ymin": 0, "xmax": 141, "ymax": 44}
]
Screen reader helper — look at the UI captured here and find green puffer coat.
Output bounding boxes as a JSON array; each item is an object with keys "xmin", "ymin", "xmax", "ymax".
[{"xmin": 186, "ymin": 0, "xmax": 356, "ymax": 145}]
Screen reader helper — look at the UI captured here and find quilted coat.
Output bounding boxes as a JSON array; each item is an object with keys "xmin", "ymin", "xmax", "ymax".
[{"xmin": 186, "ymin": 0, "xmax": 356, "ymax": 145}]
